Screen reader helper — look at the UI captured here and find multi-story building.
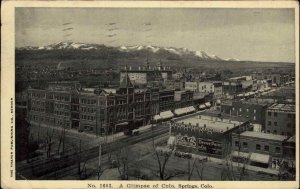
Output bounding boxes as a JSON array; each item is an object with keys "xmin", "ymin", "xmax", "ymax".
[
  {"xmin": 222, "ymin": 81, "xmax": 243, "ymax": 96},
  {"xmin": 198, "ymin": 82, "xmax": 214, "ymax": 93},
  {"xmin": 28, "ymin": 78, "xmax": 160, "ymax": 135},
  {"xmin": 158, "ymin": 89, "xmax": 175, "ymax": 112},
  {"xmin": 252, "ymin": 72, "xmax": 290, "ymax": 87},
  {"xmin": 119, "ymin": 61, "xmax": 172, "ymax": 85},
  {"xmin": 173, "ymin": 90, "xmax": 194, "ymax": 109},
  {"xmin": 220, "ymin": 99, "xmax": 271, "ymax": 130},
  {"xmin": 169, "ymin": 113, "xmax": 251, "ymax": 158},
  {"xmin": 232, "ymin": 131, "xmax": 287, "ymax": 169},
  {"xmin": 265, "ymin": 103, "xmax": 295, "ymax": 136},
  {"xmin": 185, "ymin": 81, "xmax": 198, "ymax": 92},
  {"xmin": 212, "ymin": 81, "xmax": 223, "ymax": 100}
]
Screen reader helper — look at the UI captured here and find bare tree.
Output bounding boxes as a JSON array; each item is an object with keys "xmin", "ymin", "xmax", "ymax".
[
  {"xmin": 71, "ymin": 139, "xmax": 88, "ymax": 179},
  {"xmin": 45, "ymin": 128, "xmax": 54, "ymax": 158},
  {"xmin": 57, "ymin": 126, "xmax": 66, "ymax": 155},
  {"xmin": 151, "ymin": 123, "xmax": 174, "ymax": 180},
  {"xmin": 114, "ymin": 142, "xmax": 130, "ymax": 180}
]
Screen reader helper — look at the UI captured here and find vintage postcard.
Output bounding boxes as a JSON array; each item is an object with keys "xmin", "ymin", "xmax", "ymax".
[{"xmin": 1, "ymin": 1, "xmax": 299, "ymax": 189}]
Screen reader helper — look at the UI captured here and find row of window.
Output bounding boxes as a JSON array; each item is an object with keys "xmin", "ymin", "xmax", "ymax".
[
  {"xmin": 80, "ymin": 98, "xmax": 97, "ymax": 105},
  {"xmin": 30, "ymin": 92, "xmax": 45, "ymax": 98},
  {"xmin": 267, "ymin": 111, "xmax": 295, "ymax": 118},
  {"xmin": 81, "ymin": 114, "xmax": 95, "ymax": 121},
  {"xmin": 31, "ymin": 100, "xmax": 45, "ymax": 106},
  {"xmin": 54, "ymin": 111, "xmax": 70, "ymax": 117},
  {"xmin": 55, "ymin": 103, "xmax": 70, "ymax": 109},
  {"xmin": 81, "ymin": 107, "xmax": 96, "ymax": 113},
  {"xmin": 235, "ymin": 141, "xmax": 280, "ymax": 153},
  {"xmin": 31, "ymin": 107, "xmax": 45, "ymax": 112},
  {"xmin": 232, "ymin": 107, "xmax": 257, "ymax": 113}
]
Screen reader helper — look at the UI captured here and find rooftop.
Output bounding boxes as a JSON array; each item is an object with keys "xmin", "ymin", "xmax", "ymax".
[
  {"xmin": 267, "ymin": 103, "xmax": 295, "ymax": 112},
  {"xmin": 240, "ymin": 131, "xmax": 287, "ymax": 141},
  {"xmin": 176, "ymin": 114, "xmax": 244, "ymax": 133}
]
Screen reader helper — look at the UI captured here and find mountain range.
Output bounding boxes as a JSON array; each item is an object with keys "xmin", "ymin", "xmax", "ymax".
[{"xmin": 17, "ymin": 42, "xmax": 239, "ymax": 62}]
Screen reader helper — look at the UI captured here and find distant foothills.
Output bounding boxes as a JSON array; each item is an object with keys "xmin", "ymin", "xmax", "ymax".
[{"xmin": 15, "ymin": 42, "xmax": 294, "ymax": 70}]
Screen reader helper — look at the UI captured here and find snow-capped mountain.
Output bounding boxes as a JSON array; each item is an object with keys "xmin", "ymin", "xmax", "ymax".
[{"xmin": 17, "ymin": 42, "xmax": 238, "ymax": 62}]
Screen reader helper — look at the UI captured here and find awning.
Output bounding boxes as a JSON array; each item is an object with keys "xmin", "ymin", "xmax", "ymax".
[
  {"xmin": 199, "ymin": 104, "xmax": 206, "ymax": 109},
  {"xmin": 205, "ymin": 102, "xmax": 211, "ymax": 107},
  {"xmin": 187, "ymin": 106, "xmax": 196, "ymax": 112},
  {"xmin": 174, "ymin": 108, "xmax": 186, "ymax": 116},
  {"xmin": 250, "ymin": 153, "xmax": 270, "ymax": 164},
  {"xmin": 167, "ymin": 136, "xmax": 176, "ymax": 145},
  {"xmin": 231, "ymin": 151, "xmax": 250, "ymax": 159},
  {"xmin": 160, "ymin": 110, "xmax": 174, "ymax": 119},
  {"xmin": 115, "ymin": 122, "xmax": 128, "ymax": 126},
  {"xmin": 153, "ymin": 115, "xmax": 162, "ymax": 121}
]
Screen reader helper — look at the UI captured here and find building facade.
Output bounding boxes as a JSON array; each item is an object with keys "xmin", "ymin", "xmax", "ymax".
[
  {"xmin": 232, "ymin": 131, "xmax": 287, "ymax": 169},
  {"xmin": 28, "ymin": 79, "xmax": 160, "ymax": 135},
  {"xmin": 265, "ymin": 103, "xmax": 295, "ymax": 136}
]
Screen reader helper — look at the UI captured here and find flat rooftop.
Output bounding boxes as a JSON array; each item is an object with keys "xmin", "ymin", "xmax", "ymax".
[
  {"xmin": 240, "ymin": 131, "xmax": 287, "ymax": 141},
  {"xmin": 267, "ymin": 103, "xmax": 295, "ymax": 112},
  {"xmin": 176, "ymin": 114, "xmax": 244, "ymax": 132}
]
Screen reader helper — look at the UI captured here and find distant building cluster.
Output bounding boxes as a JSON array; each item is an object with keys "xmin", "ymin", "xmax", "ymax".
[{"xmin": 19, "ymin": 60, "xmax": 295, "ymax": 172}]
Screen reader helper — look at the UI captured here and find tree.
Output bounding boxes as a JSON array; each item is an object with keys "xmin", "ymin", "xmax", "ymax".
[
  {"xmin": 45, "ymin": 128, "xmax": 54, "ymax": 158},
  {"xmin": 114, "ymin": 142, "xmax": 130, "ymax": 180},
  {"xmin": 71, "ymin": 139, "xmax": 88, "ymax": 179},
  {"xmin": 151, "ymin": 123, "xmax": 174, "ymax": 180}
]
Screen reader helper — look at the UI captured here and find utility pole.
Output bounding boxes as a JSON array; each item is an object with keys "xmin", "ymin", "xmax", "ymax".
[{"xmin": 98, "ymin": 143, "xmax": 102, "ymax": 180}]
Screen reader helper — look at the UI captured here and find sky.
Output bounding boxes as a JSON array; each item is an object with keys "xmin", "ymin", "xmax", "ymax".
[{"xmin": 15, "ymin": 8, "xmax": 295, "ymax": 62}]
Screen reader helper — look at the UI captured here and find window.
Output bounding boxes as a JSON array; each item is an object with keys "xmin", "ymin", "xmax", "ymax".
[
  {"xmin": 268, "ymin": 121, "xmax": 271, "ymax": 126},
  {"xmin": 246, "ymin": 108, "xmax": 249, "ymax": 113},
  {"xmin": 274, "ymin": 112, "xmax": 277, "ymax": 117},
  {"xmin": 264, "ymin": 145, "xmax": 269, "ymax": 151},
  {"xmin": 254, "ymin": 109, "xmax": 256, "ymax": 113},
  {"xmin": 253, "ymin": 116, "xmax": 256, "ymax": 121},
  {"xmin": 235, "ymin": 141, "xmax": 239, "ymax": 147},
  {"xmin": 243, "ymin": 142, "xmax": 248, "ymax": 148},
  {"xmin": 268, "ymin": 112, "xmax": 272, "ymax": 116},
  {"xmin": 239, "ymin": 108, "xmax": 242, "ymax": 112},
  {"xmin": 256, "ymin": 144, "xmax": 261, "ymax": 150},
  {"xmin": 274, "ymin": 122, "xmax": 277, "ymax": 126},
  {"xmin": 287, "ymin": 123, "xmax": 291, "ymax": 128},
  {"xmin": 273, "ymin": 130, "xmax": 277, "ymax": 134},
  {"xmin": 275, "ymin": 147, "xmax": 280, "ymax": 153}
]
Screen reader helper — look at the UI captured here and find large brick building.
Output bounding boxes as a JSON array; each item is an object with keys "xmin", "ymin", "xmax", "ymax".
[
  {"xmin": 265, "ymin": 103, "xmax": 295, "ymax": 136},
  {"xmin": 28, "ymin": 78, "xmax": 160, "ymax": 135}
]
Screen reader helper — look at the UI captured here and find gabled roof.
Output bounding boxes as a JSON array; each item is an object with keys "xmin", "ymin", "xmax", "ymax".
[{"xmin": 120, "ymin": 73, "xmax": 134, "ymax": 88}]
